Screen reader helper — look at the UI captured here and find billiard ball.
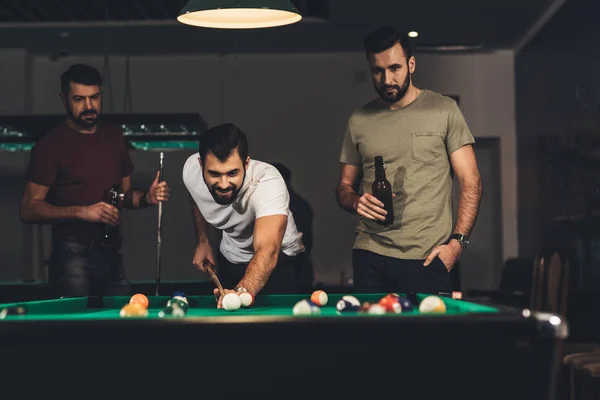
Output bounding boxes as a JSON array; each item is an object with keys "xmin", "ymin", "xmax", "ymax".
[
  {"xmin": 310, "ymin": 290, "xmax": 328, "ymax": 306},
  {"xmin": 397, "ymin": 296, "xmax": 414, "ymax": 312},
  {"xmin": 378, "ymin": 295, "xmax": 402, "ymax": 313},
  {"xmin": 120, "ymin": 303, "xmax": 149, "ymax": 318},
  {"xmin": 358, "ymin": 302, "xmax": 372, "ymax": 313},
  {"xmin": 418, "ymin": 295, "xmax": 447, "ymax": 313},
  {"xmin": 336, "ymin": 295, "xmax": 361, "ymax": 312},
  {"xmin": 292, "ymin": 299, "xmax": 320, "ymax": 316},
  {"xmin": 158, "ymin": 303, "xmax": 186, "ymax": 318},
  {"xmin": 129, "ymin": 293, "xmax": 149, "ymax": 309},
  {"xmin": 222, "ymin": 293, "xmax": 241, "ymax": 311},
  {"xmin": 0, "ymin": 305, "xmax": 27, "ymax": 319},
  {"xmin": 238, "ymin": 292, "xmax": 254, "ymax": 307},
  {"xmin": 167, "ymin": 298, "xmax": 189, "ymax": 312},
  {"xmin": 367, "ymin": 304, "xmax": 386, "ymax": 315},
  {"xmin": 172, "ymin": 295, "xmax": 188, "ymax": 305}
]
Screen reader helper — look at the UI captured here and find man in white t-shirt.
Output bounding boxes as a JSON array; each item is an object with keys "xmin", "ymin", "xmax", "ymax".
[{"xmin": 183, "ymin": 123, "xmax": 306, "ymax": 308}]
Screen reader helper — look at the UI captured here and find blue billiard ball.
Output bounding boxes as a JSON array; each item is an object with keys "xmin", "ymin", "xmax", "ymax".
[
  {"xmin": 397, "ymin": 296, "xmax": 414, "ymax": 312},
  {"xmin": 336, "ymin": 295, "xmax": 361, "ymax": 312}
]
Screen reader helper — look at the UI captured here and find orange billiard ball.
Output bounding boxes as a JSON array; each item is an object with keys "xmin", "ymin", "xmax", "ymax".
[
  {"xmin": 120, "ymin": 303, "xmax": 149, "ymax": 318},
  {"xmin": 130, "ymin": 293, "xmax": 149, "ymax": 309}
]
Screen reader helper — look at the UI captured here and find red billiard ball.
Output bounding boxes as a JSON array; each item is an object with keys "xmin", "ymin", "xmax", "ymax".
[{"xmin": 378, "ymin": 294, "xmax": 402, "ymax": 313}]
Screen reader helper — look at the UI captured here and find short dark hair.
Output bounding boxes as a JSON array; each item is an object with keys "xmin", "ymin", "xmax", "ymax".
[
  {"xmin": 198, "ymin": 123, "xmax": 249, "ymax": 163},
  {"xmin": 363, "ymin": 26, "xmax": 412, "ymax": 61},
  {"xmin": 61, "ymin": 64, "xmax": 102, "ymax": 94}
]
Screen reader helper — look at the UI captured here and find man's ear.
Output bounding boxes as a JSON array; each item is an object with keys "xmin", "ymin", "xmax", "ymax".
[
  {"xmin": 245, "ymin": 156, "xmax": 250, "ymax": 169},
  {"xmin": 408, "ymin": 56, "xmax": 416, "ymax": 74}
]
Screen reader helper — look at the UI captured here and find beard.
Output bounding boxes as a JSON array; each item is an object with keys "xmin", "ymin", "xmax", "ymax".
[
  {"xmin": 203, "ymin": 170, "xmax": 246, "ymax": 205},
  {"xmin": 68, "ymin": 106, "xmax": 99, "ymax": 129},
  {"xmin": 376, "ymin": 72, "xmax": 411, "ymax": 104}
]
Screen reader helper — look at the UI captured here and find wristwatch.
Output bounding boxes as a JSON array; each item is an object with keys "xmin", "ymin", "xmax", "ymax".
[
  {"xmin": 448, "ymin": 234, "xmax": 469, "ymax": 249},
  {"xmin": 235, "ymin": 286, "xmax": 249, "ymax": 293}
]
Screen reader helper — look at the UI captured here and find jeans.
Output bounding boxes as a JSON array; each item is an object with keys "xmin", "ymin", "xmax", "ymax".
[
  {"xmin": 48, "ymin": 236, "xmax": 131, "ymax": 298},
  {"xmin": 352, "ymin": 249, "xmax": 453, "ymax": 295},
  {"xmin": 217, "ymin": 251, "xmax": 305, "ymax": 294}
]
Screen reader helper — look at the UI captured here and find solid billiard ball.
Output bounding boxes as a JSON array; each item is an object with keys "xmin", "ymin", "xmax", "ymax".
[
  {"xmin": 418, "ymin": 295, "xmax": 447, "ymax": 313},
  {"xmin": 310, "ymin": 290, "xmax": 328, "ymax": 306},
  {"xmin": 292, "ymin": 299, "xmax": 320, "ymax": 316},
  {"xmin": 358, "ymin": 302, "xmax": 372, "ymax": 313},
  {"xmin": 120, "ymin": 303, "xmax": 149, "ymax": 318},
  {"xmin": 238, "ymin": 292, "xmax": 254, "ymax": 307},
  {"xmin": 336, "ymin": 295, "xmax": 361, "ymax": 312},
  {"xmin": 222, "ymin": 293, "xmax": 241, "ymax": 311},
  {"xmin": 397, "ymin": 296, "xmax": 414, "ymax": 312},
  {"xmin": 129, "ymin": 293, "xmax": 149, "ymax": 309}
]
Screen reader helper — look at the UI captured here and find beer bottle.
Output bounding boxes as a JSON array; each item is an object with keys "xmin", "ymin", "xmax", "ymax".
[
  {"xmin": 372, "ymin": 156, "xmax": 394, "ymax": 226},
  {"xmin": 103, "ymin": 184, "xmax": 120, "ymax": 244}
]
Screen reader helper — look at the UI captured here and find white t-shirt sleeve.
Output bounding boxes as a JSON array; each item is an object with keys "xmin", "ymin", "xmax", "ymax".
[{"xmin": 251, "ymin": 175, "xmax": 290, "ymax": 219}]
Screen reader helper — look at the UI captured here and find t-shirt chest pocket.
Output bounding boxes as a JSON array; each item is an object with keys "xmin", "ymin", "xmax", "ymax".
[{"xmin": 411, "ymin": 132, "xmax": 446, "ymax": 164}]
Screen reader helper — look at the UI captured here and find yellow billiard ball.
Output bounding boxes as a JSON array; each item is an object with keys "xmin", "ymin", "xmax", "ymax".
[{"xmin": 418, "ymin": 295, "xmax": 447, "ymax": 313}]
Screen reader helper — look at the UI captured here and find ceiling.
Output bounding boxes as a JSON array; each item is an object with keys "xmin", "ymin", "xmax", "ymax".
[{"xmin": 0, "ymin": 0, "xmax": 559, "ymax": 55}]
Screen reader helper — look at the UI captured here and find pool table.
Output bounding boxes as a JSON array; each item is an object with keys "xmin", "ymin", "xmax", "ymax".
[{"xmin": 0, "ymin": 293, "xmax": 566, "ymax": 399}]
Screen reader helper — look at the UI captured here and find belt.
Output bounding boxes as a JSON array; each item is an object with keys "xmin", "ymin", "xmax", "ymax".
[{"xmin": 55, "ymin": 235, "xmax": 122, "ymax": 250}]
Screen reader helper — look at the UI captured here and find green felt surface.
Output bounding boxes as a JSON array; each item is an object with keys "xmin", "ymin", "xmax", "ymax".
[{"xmin": 0, "ymin": 294, "xmax": 498, "ymax": 320}]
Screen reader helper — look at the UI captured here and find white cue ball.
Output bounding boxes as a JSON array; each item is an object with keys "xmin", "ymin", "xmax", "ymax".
[
  {"xmin": 292, "ymin": 299, "xmax": 320, "ymax": 316},
  {"xmin": 238, "ymin": 292, "xmax": 254, "ymax": 307},
  {"xmin": 222, "ymin": 293, "xmax": 241, "ymax": 311}
]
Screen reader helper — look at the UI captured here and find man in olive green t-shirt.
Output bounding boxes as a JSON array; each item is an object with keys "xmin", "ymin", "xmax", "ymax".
[{"xmin": 336, "ymin": 26, "xmax": 483, "ymax": 294}]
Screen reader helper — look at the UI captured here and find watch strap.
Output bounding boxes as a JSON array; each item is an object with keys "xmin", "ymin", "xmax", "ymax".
[{"xmin": 449, "ymin": 234, "xmax": 469, "ymax": 248}]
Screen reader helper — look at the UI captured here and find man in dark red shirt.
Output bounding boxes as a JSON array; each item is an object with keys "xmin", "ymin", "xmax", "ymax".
[{"xmin": 19, "ymin": 64, "xmax": 170, "ymax": 298}]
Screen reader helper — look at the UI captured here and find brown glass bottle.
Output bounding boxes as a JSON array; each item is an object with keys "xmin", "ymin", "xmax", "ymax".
[
  {"xmin": 103, "ymin": 184, "xmax": 120, "ymax": 244},
  {"xmin": 372, "ymin": 156, "xmax": 394, "ymax": 226}
]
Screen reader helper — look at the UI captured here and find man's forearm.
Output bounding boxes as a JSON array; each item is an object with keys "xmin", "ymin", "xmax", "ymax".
[
  {"xmin": 336, "ymin": 184, "xmax": 360, "ymax": 213},
  {"xmin": 237, "ymin": 246, "xmax": 279, "ymax": 294},
  {"xmin": 123, "ymin": 189, "xmax": 150, "ymax": 210},
  {"xmin": 20, "ymin": 200, "xmax": 83, "ymax": 224},
  {"xmin": 453, "ymin": 176, "xmax": 483, "ymax": 236},
  {"xmin": 189, "ymin": 196, "xmax": 209, "ymax": 245}
]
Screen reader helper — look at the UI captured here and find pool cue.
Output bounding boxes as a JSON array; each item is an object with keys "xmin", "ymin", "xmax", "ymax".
[
  {"xmin": 155, "ymin": 152, "xmax": 164, "ymax": 296},
  {"xmin": 205, "ymin": 264, "xmax": 225, "ymax": 298}
]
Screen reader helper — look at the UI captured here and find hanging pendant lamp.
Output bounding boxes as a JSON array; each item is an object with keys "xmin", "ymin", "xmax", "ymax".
[{"xmin": 177, "ymin": 0, "xmax": 302, "ymax": 29}]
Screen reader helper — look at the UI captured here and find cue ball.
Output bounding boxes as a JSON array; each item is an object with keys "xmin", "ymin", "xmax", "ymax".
[
  {"xmin": 310, "ymin": 290, "xmax": 328, "ymax": 306},
  {"xmin": 238, "ymin": 292, "xmax": 254, "ymax": 307},
  {"xmin": 418, "ymin": 295, "xmax": 447, "ymax": 313},
  {"xmin": 292, "ymin": 299, "xmax": 320, "ymax": 316},
  {"xmin": 222, "ymin": 293, "xmax": 241, "ymax": 311}
]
